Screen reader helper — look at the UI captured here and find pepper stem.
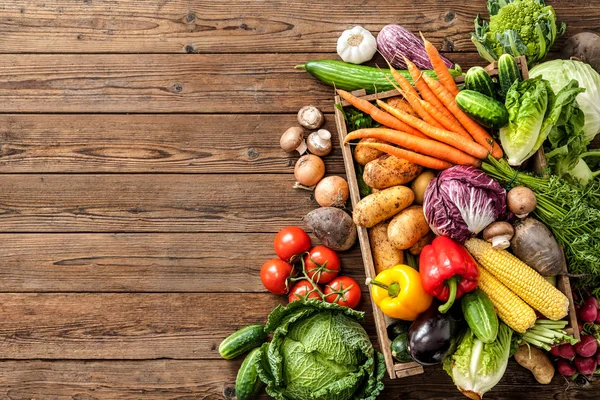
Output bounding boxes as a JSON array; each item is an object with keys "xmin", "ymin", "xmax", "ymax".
[
  {"xmin": 438, "ymin": 276, "xmax": 459, "ymax": 314},
  {"xmin": 366, "ymin": 279, "xmax": 400, "ymax": 298}
]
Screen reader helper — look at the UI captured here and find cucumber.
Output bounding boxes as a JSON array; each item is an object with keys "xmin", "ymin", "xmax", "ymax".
[
  {"xmin": 464, "ymin": 66, "xmax": 497, "ymax": 99},
  {"xmin": 461, "ymin": 289, "xmax": 499, "ymax": 344},
  {"xmin": 218, "ymin": 324, "xmax": 267, "ymax": 360},
  {"xmin": 296, "ymin": 60, "xmax": 462, "ymax": 95},
  {"xmin": 455, "ymin": 90, "xmax": 509, "ymax": 129},
  {"xmin": 391, "ymin": 332, "xmax": 412, "ymax": 363},
  {"xmin": 498, "ymin": 54, "xmax": 522, "ymax": 98},
  {"xmin": 387, "ymin": 320, "xmax": 411, "ymax": 340},
  {"xmin": 235, "ymin": 347, "xmax": 264, "ymax": 400}
]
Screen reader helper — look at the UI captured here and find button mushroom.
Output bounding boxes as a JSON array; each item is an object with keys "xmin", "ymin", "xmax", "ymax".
[
  {"xmin": 507, "ymin": 186, "xmax": 537, "ymax": 218},
  {"xmin": 280, "ymin": 127, "xmax": 307, "ymax": 155},
  {"xmin": 483, "ymin": 221, "xmax": 515, "ymax": 250},
  {"xmin": 298, "ymin": 106, "xmax": 324, "ymax": 129},
  {"xmin": 307, "ymin": 129, "xmax": 332, "ymax": 157}
]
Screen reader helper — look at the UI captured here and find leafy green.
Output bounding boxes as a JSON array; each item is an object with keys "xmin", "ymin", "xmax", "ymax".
[
  {"xmin": 256, "ymin": 300, "xmax": 385, "ymax": 400},
  {"xmin": 355, "ymin": 163, "xmax": 372, "ymax": 198},
  {"xmin": 482, "ymin": 156, "xmax": 600, "ymax": 294},
  {"xmin": 472, "ymin": 0, "xmax": 566, "ymax": 66},
  {"xmin": 499, "ymin": 77, "xmax": 585, "ymax": 167},
  {"xmin": 443, "ymin": 324, "xmax": 513, "ymax": 399},
  {"xmin": 499, "ymin": 76, "xmax": 551, "ymax": 165}
]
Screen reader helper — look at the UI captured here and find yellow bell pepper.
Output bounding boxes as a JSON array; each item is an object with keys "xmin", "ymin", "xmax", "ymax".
[{"xmin": 368, "ymin": 265, "xmax": 433, "ymax": 320}]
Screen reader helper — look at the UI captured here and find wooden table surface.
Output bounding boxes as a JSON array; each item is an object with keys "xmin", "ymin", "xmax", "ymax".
[{"xmin": 0, "ymin": 1, "xmax": 599, "ymax": 399}]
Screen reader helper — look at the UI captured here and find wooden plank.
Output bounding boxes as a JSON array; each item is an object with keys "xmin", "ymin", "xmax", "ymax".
[
  {"xmin": 0, "ymin": 233, "xmax": 364, "ymax": 293},
  {"xmin": 0, "ymin": 114, "xmax": 345, "ymax": 173},
  {"xmin": 0, "ymin": 1, "xmax": 597, "ymax": 54},
  {"xmin": 0, "ymin": 359, "xmax": 593, "ymax": 400},
  {"xmin": 0, "ymin": 53, "xmax": 483, "ymax": 114},
  {"xmin": 0, "ymin": 174, "xmax": 332, "ymax": 233},
  {"xmin": 0, "ymin": 293, "xmax": 379, "ymax": 359}
]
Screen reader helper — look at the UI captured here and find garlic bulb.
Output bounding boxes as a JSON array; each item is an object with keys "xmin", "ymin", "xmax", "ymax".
[{"xmin": 336, "ymin": 26, "xmax": 377, "ymax": 64}]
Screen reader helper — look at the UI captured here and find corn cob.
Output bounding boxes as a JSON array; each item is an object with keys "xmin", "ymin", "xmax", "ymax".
[
  {"xmin": 465, "ymin": 238, "xmax": 569, "ymax": 321},
  {"xmin": 477, "ymin": 266, "xmax": 536, "ymax": 333}
]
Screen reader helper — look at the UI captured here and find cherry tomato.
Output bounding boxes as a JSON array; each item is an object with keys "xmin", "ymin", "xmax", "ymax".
[
  {"xmin": 304, "ymin": 246, "xmax": 341, "ymax": 284},
  {"xmin": 288, "ymin": 280, "xmax": 322, "ymax": 303},
  {"xmin": 274, "ymin": 226, "xmax": 311, "ymax": 261},
  {"xmin": 324, "ymin": 276, "xmax": 361, "ymax": 309},
  {"xmin": 260, "ymin": 258, "xmax": 294, "ymax": 294}
]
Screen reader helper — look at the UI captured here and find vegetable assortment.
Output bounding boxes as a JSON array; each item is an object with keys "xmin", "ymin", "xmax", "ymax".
[{"xmin": 225, "ymin": 4, "xmax": 600, "ymax": 399}]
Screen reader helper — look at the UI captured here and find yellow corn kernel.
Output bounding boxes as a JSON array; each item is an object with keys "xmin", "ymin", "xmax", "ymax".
[
  {"xmin": 478, "ymin": 267, "xmax": 536, "ymax": 333},
  {"xmin": 465, "ymin": 238, "xmax": 569, "ymax": 320}
]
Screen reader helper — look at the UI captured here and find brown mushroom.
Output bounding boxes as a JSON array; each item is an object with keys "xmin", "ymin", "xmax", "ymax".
[
  {"xmin": 280, "ymin": 127, "xmax": 307, "ymax": 155},
  {"xmin": 307, "ymin": 129, "xmax": 332, "ymax": 156},
  {"xmin": 507, "ymin": 186, "xmax": 537, "ymax": 218},
  {"xmin": 483, "ymin": 221, "xmax": 515, "ymax": 250},
  {"xmin": 297, "ymin": 106, "xmax": 324, "ymax": 129}
]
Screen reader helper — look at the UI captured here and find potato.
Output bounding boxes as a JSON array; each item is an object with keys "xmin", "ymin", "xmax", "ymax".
[
  {"xmin": 353, "ymin": 186, "xmax": 414, "ymax": 228},
  {"xmin": 304, "ymin": 207, "xmax": 357, "ymax": 251},
  {"xmin": 363, "ymin": 155, "xmax": 423, "ymax": 190},
  {"xmin": 354, "ymin": 138, "xmax": 385, "ymax": 166},
  {"xmin": 408, "ymin": 230, "xmax": 435, "ymax": 255},
  {"xmin": 511, "ymin": 218, "xmax": 565, "ymax": 276},
  {"xmin": 561, "ymin": 32, "xmax": 600, "ymax": 73},
  {"xmin": 387, "ymin": 96, "xmax": 419, "ymax": 117},
  {"xmin": 388, "ymin": 205, "xmax": 430, "ymax": 250},
  {"xmin": 369, "ymin": 221, "xmax": 404, "ymax": 275},
  {"xmin": 514, "ymin": 345, "xmax": 555, "ymax": 385},
  {"xmin": 411, "ymin": 170, "xmax": 436, "ymax": 205}
]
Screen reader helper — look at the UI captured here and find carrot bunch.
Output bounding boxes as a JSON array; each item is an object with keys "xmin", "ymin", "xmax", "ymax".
[{"xmin": 339, "ymin": 35, "xmax": 502, "ymax": 170}]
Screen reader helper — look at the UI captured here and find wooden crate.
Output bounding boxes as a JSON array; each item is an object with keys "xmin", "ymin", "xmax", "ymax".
[{"xmin": 334, "ymin": 56, "xmax": 578, "ymax": 380}]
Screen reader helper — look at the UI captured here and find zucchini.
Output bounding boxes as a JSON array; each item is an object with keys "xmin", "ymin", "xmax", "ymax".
[
  {"xmin": 498, "ymin": 54, "xmax": 522, "ymax": 98},
  {"xmin": 461, "ymin": 289, "xmax": 499, "ymax": 344},
  {"xmin": 390, "ymin": 332, "xmax": 412, "ymax": 363},
  {"xmin": 297, "ymin": 60, "xmax": 462, "ymax": 94},
  {"xmin": 464, "ymin": 66, "xmax": 497, "ymax": 99},
  {"xmin": 235, "ymin": 347, "xmax": 264, "ymax": 400},
  {"xmin": 455, "ymin": 90, "xmax": 509, "ymax": 129},
  {"xmin": 386, "ymin": 320, "xmax": 411, "ymax": 340},
  {"xmin": 218, "ymin": 324, "xmax": 267, "ymax": 360}
]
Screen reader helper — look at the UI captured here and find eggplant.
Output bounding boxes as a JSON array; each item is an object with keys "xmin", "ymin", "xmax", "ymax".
[{"xmin": 407, "ymin": 302, "xmax": 465, "ymax": 365}]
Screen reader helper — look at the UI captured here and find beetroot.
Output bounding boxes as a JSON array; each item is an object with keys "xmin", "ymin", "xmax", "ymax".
[
  {"xmin": 559, "ymin": 343, "xmax": 577, "ymax": 360},
  {"xmin": 575, "ymin": 335, "xmax": 599, "ymax": 357},
  {"xmin": 579, "ymin": 303, "xmax": 598, "ymax": 323},
  {"xmin": 584, "ymin": 295, "xmax": 599, "ymax": 309},
  {"xmin": 557, "ymin": 359, "xmax": 577, "ymax": 377},
  {"xmin": 550, "ymin": 345, "xmax": 561, "ymax": 357},
  {"xmin": 574, "ymin": 355, "xmax": 597, "ymax": 375}
]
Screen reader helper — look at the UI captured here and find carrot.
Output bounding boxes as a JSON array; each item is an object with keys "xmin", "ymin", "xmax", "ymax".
[
  {"xmin": 404, "ymin": 57, "xmax": 469, "ymax": 136},
  {"xmin": 337, "ymin": 90, "xmax": 427, "ymax": 138},
  {"xmin": 376, "ymin": 100, "xmax": 489, "ymax": 160},
  {"xmin": 421, "ymin": 34, "xmax": 460, "ymax": 96},
  {"xmin": 383, "ymin": 62, "xmax": 445, "ymax": 130},
  {"xmin": 418, "ymin": 99, "xmax": 471, "ymax": 139},
  {"xmin": 344, "ymin": 128, "xmax": 482, "ymax": 167},
  {"xmin": 421, "ymin": 74, "xmax": 503, "ymax": 159},
  {"xmin": 360, "ymin": 142, "xmax": 453, "ymax": 170},
  {"xmin": 386, "ymin": 97, "xmax": 418, "ymax": 118}
]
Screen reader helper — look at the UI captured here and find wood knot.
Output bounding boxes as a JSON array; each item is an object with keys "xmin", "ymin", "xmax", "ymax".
[
  {"xmin": 445, "ymin": 11, "xmax": 456, "ymax": 23},
  {"xmin": 172, "ymin": 84, "xmax": 183, "ymax": 93},
  {"xmin": 185, "ymin": 12, "xmax": 195, "ymax": 23},
  {"xmin": 444, "ymin": 38, "xmax": 456, "ymax": 52},
  {"xmin": 185, "ymin": 45, "xmax": 195, "ymax": 53},
  {"xmin": 223, "ymin": 384, "xmax": 236, "ymax": 399},
  {"xmin": 287, "ymin": 159, "xmax": 294, "ymax": 167},
  {"xmin": 247, "ymin": 148, "xmax": 259, "ymax": 159}
]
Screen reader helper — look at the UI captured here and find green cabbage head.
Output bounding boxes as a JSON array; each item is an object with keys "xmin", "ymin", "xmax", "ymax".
[{"xmin": 255, "ymin": 300, "xmax": 385, "ymax": 400}]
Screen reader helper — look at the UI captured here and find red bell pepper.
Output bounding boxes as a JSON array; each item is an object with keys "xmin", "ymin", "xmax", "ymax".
[{"xmin": 419, "ymin": 236, "xmax": 479, "ymax": 313}]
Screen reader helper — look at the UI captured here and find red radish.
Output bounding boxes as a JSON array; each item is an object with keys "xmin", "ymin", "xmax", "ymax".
[
  {"xmin": 579, "ymin": 303, "xmax": 598, "ymax": 323},
  {"xmin": 575, "ymin": 304, "xmax": 581, "ymax": 312},
  {"xmin": 596, "ymin": 312, "xmax": 600, "ymax": 324},
  {"xmin": 550, "ymin": 345, "xmax": 561, "ymax": 357},
  {"xmin": 584, "ymin": 295, "xmax": 599, "ymax": 309},
  {"xmin": 578, "ymin": 322, "xmax": 584, "ymax": 334},
  {"xmin": 557, "ymin": 359, "xmax": 577, "ymax": 377},
  {"xmin": 596, "ymin": 351, "xmax": 600, "ymax": 365},
  {"xmin": 559, "ymin": 343, "xmax": 577, "ymax": 360},
  {"xmin": 574, "ymin": 356, "xmax": 597, "ymax": 375},
  {"xmin": 575, "ymin": 335, "xmax": 598, "ymax": 357}
]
